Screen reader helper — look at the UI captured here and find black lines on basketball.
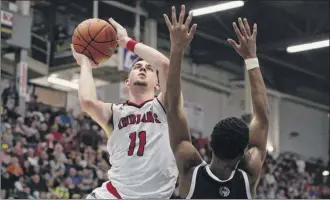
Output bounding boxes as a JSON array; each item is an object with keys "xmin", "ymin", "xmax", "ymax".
[
  {"xmin": 75, "ymin": 28, "xmax": 90, "ymax": 54},
  {"xmin": 85, "ymin": 22, "xmax": 111, "ymax": 57},
  {"xmin": 72, "ymin": 44, "xmax": 86, "ymax": 54},
  {"xmin": 92, "ymin": 24, "xmax": 117, "ymax": 43},
  {"xmin": 87, "ymin": 22, "xmax": 108, "ymax": 41},
  {"xmin": 84, "ymin": 48, "xmax": 98, "ymax": 65}
]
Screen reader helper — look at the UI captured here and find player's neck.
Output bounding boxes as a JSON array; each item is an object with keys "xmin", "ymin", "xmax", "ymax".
[
  {"xmin": 128, "ymin": 89, "xmax": 154, "ymax": 105},
  {"xmin": 209, "ymin": 157, "xmax": 239, "ymax": 179}
]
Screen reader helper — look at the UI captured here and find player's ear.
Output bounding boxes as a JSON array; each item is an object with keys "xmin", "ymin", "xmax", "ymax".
[
  {"xmin": 154, "ymin": 83, "xmax": 160, "ymax": 91},
  {"xmin": 125, "ymin": 79, "xmax": 130, "ymax": 87}
]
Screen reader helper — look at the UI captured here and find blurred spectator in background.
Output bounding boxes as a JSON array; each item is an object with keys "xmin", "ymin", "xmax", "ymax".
[
  {"xmin": 27, "ymin": 95, "xmax": 39, "ymax": 112},
  {"xmin": 1, "ymin": 81, "xmax": 19, "ymax": 110},
  {"xmin": 59, "ymin": 108, "xmax": 73, "ymax": 127},
  {"xmin": 55, "ymin": 24, "xmax": 68, "ymax": 45}
]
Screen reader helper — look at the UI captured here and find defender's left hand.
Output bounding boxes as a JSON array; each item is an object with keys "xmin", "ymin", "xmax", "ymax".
[{"xmin": 228, "ymin": 18, "xmax": 257, "ymax": 59}]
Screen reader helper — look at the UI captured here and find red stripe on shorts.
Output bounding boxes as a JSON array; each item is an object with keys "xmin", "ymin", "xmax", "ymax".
[{"xmin": 106, "ymin": 181, "xmax": 122, "ymax": 199}]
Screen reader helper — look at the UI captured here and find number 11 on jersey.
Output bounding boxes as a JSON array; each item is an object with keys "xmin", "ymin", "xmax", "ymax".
[{"xmin": 128, "ymin": 131, "xmax": 146, "ymax": 156}]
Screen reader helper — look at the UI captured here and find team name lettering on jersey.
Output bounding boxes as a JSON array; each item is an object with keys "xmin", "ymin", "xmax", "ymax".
[{"xmin": 118, "ymin": 111, "xmax": 161, "ymax": 129}]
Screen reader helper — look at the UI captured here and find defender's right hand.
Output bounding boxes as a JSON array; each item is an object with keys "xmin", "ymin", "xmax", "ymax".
[
  {"xmin": 164, "ymin": 5, "xmax": 197, "ymax": 52},
  {"xmin": 71, "ymin": 44, "xmax": 97, "ymax": 67}
]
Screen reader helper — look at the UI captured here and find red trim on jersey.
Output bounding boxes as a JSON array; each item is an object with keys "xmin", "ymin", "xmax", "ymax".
[
  {"xmin": 106, "ymin": 182, "xmax": 122, "ymax": 199},
  {"xmin": 126, "ymin": 98, "xmax": 154, "ymax": 108}
]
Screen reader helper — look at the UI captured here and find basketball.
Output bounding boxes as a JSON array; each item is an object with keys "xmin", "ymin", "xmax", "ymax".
[{"xmin": 72, "ymin": 18, "xmax": 117, "ymax": 65}]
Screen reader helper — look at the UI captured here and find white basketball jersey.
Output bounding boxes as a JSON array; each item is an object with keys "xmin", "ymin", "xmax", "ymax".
[{"xmin": 107, "ymin": 98, "xmax": 178, "ymax": 199}]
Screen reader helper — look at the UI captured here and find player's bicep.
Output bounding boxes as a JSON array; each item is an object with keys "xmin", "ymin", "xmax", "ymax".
[
  {"xmin": 241, "ymin": 118, "xmax": 268, "ymax": 181},
  {"xmin": 249, "ymin": 117, "xmax": 268, "ymax": 161}
]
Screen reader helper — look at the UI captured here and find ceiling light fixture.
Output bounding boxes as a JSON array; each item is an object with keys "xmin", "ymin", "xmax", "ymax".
[
  {"xmin": 191, "ymin": 1, "xmax": 245, "ymax": 16},
  {"xmin": 287, "ymin": 39, "xmax": 329, "ymax": 53}
]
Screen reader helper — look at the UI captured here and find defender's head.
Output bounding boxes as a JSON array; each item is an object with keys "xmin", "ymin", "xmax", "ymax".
[
  {"xmin": 210, "ymin": 117, "xmax": 249, "ymax": 161},
  {"xmin": 126, "ymin": 58, "xmax": 160, "ymax": 91}
]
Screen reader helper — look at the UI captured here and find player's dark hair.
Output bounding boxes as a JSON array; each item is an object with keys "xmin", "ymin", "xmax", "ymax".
[
  {"xmin": 210, "ymin": 117, "xmax": 249, "ymax": 160},
  {"xmin": 131, "ymin": 57, "xmax": 159, "ymax": 83}
]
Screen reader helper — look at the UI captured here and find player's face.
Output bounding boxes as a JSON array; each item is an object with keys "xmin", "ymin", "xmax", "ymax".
[{"xmin": 127, "ymin": 60, "xmax": 158, "ymax": 89}]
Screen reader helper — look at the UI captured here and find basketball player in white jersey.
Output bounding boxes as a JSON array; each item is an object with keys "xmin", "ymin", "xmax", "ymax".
[
  {"xmin": 164, "ymin": 6, "xmax": 268, "ymax": 199},
  {"xmin": 71, "ymin": 17, "xmax": 178, "ymax": 199}
]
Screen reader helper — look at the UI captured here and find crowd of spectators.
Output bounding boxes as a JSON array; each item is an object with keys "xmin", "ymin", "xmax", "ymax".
[
  {"xmin": 1, "ymin": 88, "xmax": 329, "ymax": 199},
  {"xmin": 1, "ymin": 96, "xmax": 110, "ymax": 199}
]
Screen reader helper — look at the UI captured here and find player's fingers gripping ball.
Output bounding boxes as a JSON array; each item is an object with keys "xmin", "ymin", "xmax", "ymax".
[{"xmin": 72, "ymin": 18, "xmax": 117, "ymax": 65}]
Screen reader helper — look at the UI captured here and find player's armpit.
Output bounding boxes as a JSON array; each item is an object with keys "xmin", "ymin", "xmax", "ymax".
[
  {"xmin": 249, "ymin": 117, "xmax": 268, "ymax": 161},
  {"xmin": 175, "ymin": 141, "xmax": 203, "ymax": 173},
  {"xmin": 80, "ymin": 100, "xmax": 113, "ymax": 137},
  {"xmin": 156, "ymin": 92, "xmax": 166, "ymax": 110},
  {"xmin": 175, "ymin": 141, "xmax": 203, "ymax": 199}
]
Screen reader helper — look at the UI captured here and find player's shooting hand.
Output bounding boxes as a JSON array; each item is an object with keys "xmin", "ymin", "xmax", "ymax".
[
  {"xmin": 108, "ymin": 18, "xmax": 129, "ymax": 47},
  {"xmin": 164, "ymin": 5, "xmax": 197, "ymax": 52},
  {"xmin": 71, "ymin": 44, "xmax": 97, "ymax": 67},
  {"xmin": 228, "ymin": 18, "xmax": 257, "ymax": 59}
]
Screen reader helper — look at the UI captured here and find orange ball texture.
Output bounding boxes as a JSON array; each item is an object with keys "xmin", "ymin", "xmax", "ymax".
[{"xmin": 72, "ymin": 18, "xmax": 117, "ymax": 65}]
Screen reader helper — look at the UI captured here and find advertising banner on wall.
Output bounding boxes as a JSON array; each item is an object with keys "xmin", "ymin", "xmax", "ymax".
[
  {"xmin": 117, "ymin": 46, "xmax": 138, "ymax": 72},
  {"xmin": 1, "ymin": 9, "xmax": 13, "ymax": 39},
  {"xmin": 19, "ymin": 62, "xmax": 27, "ymax": 97}
]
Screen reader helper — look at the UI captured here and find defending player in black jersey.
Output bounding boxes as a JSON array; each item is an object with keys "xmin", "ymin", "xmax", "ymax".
[{"xmin": 164, "ymin": 5, "xmax": 268, "ymax": 199}]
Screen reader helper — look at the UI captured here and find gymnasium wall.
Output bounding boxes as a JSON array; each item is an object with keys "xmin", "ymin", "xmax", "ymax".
[
  {"xmin": 179, "ymin": 60, "xmax": 329, "ymax": 162},
  {"xmin": 279, "ymin": 100, "xmax": 329, "ymax": 162}
]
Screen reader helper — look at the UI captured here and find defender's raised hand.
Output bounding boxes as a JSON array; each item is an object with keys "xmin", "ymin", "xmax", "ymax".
[
  {"xmin": 228, "ymin": 18, "xmax": 257, "ymax": 59},
  {"xmin": 164, "ymin": 5, "xmax": 197, "ymax": 51}
]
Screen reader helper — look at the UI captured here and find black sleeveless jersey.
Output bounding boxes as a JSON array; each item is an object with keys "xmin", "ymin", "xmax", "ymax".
[{"xmin": 186, "ymin": 162, "xmax": 252, "ymax": 199}]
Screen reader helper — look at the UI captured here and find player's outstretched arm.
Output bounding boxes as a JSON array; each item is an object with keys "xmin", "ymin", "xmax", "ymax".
[
  {"xmin": 109, "ymin": 18, "xmax": 169, "ymax": 104},
  {"xmin": 71, "ymin": 45, "xmax": 113, "ymax": 137},
  {"xmin": 228, "ymin": 18, "xmax": 269, "ymax": 181},
  {"xmin": 164, "ymin": 5, "xmax": 202, "ymax": 178}
]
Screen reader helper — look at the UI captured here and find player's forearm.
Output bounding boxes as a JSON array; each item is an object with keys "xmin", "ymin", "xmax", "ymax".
[
  {"xmin": 247, "ymin": 61, "xmax": 269, "ymax": 154},
  {"xmin": 78, "ymin": 62, "xmax": 97, "ymax": 103},
  {"xmin": 165, "ymin": 48, "xmax": 185, "ymax": 111},
  {"xmin": 167, "ymin": 47, "xmax": 192, "ymax": 148},
  {"xmin": 247, "ymin": 59, "xmax": 269, "ymax": 125},
  {"xmin": 125, "ymin": 37, "xmax": 169, "ymax": 70}
]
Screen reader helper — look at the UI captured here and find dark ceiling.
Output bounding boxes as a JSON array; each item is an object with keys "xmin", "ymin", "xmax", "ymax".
[
  {"xmin": 29, "ymin": 0, "xmax": 329, "ymax": 105},
  {"xmin": 142, "ymin": 0, "xmax": 329, "ymax": 105}
]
